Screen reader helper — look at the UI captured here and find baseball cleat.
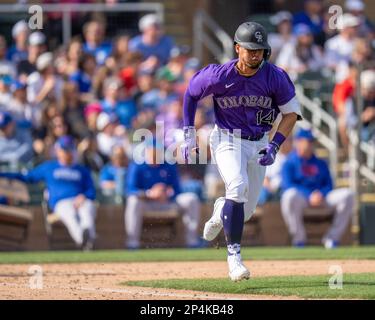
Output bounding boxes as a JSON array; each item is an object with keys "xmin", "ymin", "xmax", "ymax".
[
  {"xmin": 203, "ymin": 198, "xmax": 224, "ymax": 241},
  {"xmin": 227, "ymin": 254, "xmax": 250, "ymax": 282}
]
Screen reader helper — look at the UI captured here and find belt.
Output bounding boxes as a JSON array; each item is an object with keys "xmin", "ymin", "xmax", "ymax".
[
  {"xmin": 217, "ymin": 126, "xmax": 264, "ymax": 141},
  {"xmin": 240, "ymin": 134, "xmax": 264, "ymax": 141}
]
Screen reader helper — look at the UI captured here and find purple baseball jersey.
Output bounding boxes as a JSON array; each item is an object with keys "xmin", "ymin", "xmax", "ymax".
[{"xmin": 183, "ymin": 59, "xmax": 296, "ymax": 137}]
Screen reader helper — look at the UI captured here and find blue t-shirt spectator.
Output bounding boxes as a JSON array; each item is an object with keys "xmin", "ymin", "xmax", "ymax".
[
  {"xmin": 69, "ymin": 70, "xmax": 92, "ymax": 93},
  {"xmin": 101, "ymin": 98, "xmax": 138, "ymax": 128},
  {"xmin": 83, "ymin": 42, "xmax": 112, "ymax": 66},
  {"xmin": 0, "ymin": 160, "xmax": 96, "ymax": 210},
  {"xmin": 281, "ymin": 150, "xmax": 333, "ymax": 198},
  {"xmin": 126, "ymin": 161, "xmax": 181, "ymax": 201},
  {"xmin": 6, "ymin": 46, "xmax": 28, "ymax": 65},
  {"xmin": 129, "ymin": 35, "xmax": 174, "ymax": 65}
]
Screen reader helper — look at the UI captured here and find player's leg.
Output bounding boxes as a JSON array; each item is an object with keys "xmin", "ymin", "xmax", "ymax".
[
  {"xmin": 280, "ymin": 188, "xmax": 309, "ymax": 246},
  {"xmin": 244, "ymin": 160, "xmax": 267, "ymax": 222},
  {"xmin": 54, "ymin": 198, "xmax": 83, "ymax": 246},
  {"xmin": 323, "ymin": 188, "xmax": 354, "ymax": 248},
  {"xmin": 77, "ymin": 199, "xmax": 97, "ymax": 250},
  {"xmin": 207, "ymin": 128, "xmax": 250, "ymax": 281},
  {"xmin": 175, "ymin": 192, "xmax": 200, "ymax": 247},
  {"xmin": 203, "ymin": 128, "xmax": 247, "ymax": 241},
  {"xmin": 124, "ymin": 195, "xmax": 145, "ymax": 249}
]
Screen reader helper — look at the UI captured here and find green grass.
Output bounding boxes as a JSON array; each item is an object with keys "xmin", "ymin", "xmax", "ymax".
[
  {"xmin": 1, "ymin": 246, "xmax": 375, "ymax": 264},
  {"xmin": 125, "ymin": 273, "xmax": 375, "ymax": 299}
]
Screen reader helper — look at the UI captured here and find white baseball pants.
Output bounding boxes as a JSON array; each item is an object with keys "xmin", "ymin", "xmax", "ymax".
[
  {"xmin": 281, "ymin": 188, "xmax": 354, "ymax": 243},
  {"xmin": 209, "ymin": 125, "xmax": 268, "ymax": 221},
  {"xmin": 54, "ymin": 197, "xmax": 97, "ymax": 246},
  {"xmin": 125, "ymin": 192, "xmax": 201, "ymax": 248}
]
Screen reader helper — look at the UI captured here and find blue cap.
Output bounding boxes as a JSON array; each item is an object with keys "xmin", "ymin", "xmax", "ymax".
[
  {"xmin": 10, "ymin": 80, "xmax": 27, "ymax": 93},
  {"xmin": 184, "ymin": 58, "xmax": 200, "ymax": 71},
  {"xmin": 0, "ymin": 111, "xmax": 13, "ymax": 129},
  {"xmin": 0, "ymin": 74, "xmax": 13, "ymax": 86},
  {"xmin": 295, "ymin": 128, "xmax": 315, "ymax": 141},
  {"xmin": 293, "ymin": 23, "xmax": 312, "ymax": 37},
  {"xmin": 55, "ymin": 135, "xmax": 75, "ymax": 151}
]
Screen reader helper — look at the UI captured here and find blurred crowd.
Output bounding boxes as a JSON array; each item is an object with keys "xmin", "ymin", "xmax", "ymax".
[
  {"xmin": 267, "ymin": 0, "xmax": 375, "ymax": 147},
  {"xmin": 0, "ymin": 0, "xmax": 373, "ymax": 249}
]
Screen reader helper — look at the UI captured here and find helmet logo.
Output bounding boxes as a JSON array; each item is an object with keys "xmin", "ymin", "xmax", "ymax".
[{"xmin": 255, "ymin": 31, "xmax": 263, "ymax": 43}]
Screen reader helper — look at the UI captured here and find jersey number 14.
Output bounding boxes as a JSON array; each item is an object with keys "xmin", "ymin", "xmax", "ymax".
[{"xmin": 256, "ymin": 109, "xmax": 275, "ymax": 126}]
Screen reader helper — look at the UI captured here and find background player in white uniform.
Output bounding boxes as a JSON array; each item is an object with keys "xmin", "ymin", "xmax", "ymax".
[{"xmin": 181, "ymin": 22, "xmax": 302, "ymax": 281}]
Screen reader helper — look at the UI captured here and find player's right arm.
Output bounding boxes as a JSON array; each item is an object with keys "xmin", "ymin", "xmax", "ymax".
[
  {"xmin": 181, "ymin": 64, "xmax": 218, "ymax": 163},
  {"xmin": 0, "ymin": 162, "xmax": 47, "ymax": 184}
]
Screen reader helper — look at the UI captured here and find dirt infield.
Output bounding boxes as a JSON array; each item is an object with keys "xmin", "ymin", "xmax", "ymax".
[{"xmin": 1, "ymin": 260, "xmax": 375, "ymax": 300}]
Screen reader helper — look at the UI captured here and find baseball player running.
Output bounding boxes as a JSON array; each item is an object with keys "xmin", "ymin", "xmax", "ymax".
[{"xmin": 181, "ymin": 22, "xmax": 302, "ymax": 281}]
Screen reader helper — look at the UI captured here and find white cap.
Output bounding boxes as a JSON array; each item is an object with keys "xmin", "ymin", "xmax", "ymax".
[
  {"xmin": 337, "ymin": 13, "xmax": 360, "ymax": 29},
  {"xmin": 28, "ymin": 31, "xmax": 46, "ymax": 46},
  {"xmin": 36, "ymin": 52, "xmax": 53, "ymax": 71},
  {"xmin": 361, "ymin": 70, "xmax": 375, "ymax": 91},
  {"xmin": 139, "ymin": 14, "xmax": 161, "ymax": 32},
  {"xmin": 270, "ymin": 11, "xmax": 293, "ymax": 25},
  {"xmin": 96, "ymin": 112, "xmax": 118, "ymax": 131},
  {"xmin": 12, "ymin": 20, "xmax": 28, "ymax": 38},
  {"xmin": 345, "ymin": 0, "xmax": 365, "ymax": 11}
]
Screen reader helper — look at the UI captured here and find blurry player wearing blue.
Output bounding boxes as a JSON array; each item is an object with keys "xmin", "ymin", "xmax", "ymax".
[
  {"xmin": 0, "ymin": 135, "xmax": 96, "ymax": 250},
  {"xmin": 181, "ymin": 22, "xmax": 302, "ymax": 281}
]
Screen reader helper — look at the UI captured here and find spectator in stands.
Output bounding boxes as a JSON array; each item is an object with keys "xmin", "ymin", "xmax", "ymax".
[
  {"xmin": 324, "ymin": 13, "xmax": 360, "ymax": 82},
  {"xmin": 41, "ymin": 115, "xmax": 70, "ymax": 160},
  {"xmin": 333, "ymin": 67, "xmax": 375, "ymax": 145},
  {"xmin": 0, "ymin": 70, "xmax": 13, "ymax": 109},
  {"xmin": 61, "ymin": 82, "xmax": 90, "ymax": 140},
  {"xmin": 258, "ymin": 134, "xmax": 293, "ymax": 205},
  {"xmin": 345, "ymin": 0, "xmax": 375, "ymax": 40},
  {"xmin": 106, "ymin": 35, "xmax": 130, "ymax": 72},
  {"xmin": 17, "ymin": 31, "xmax": 46, "ymax": 81},
  {"xmin": 100, "ymin": 76, "xmax": 137, "ymax": 128},
  {"xmin": 0, "ymin": 135, "xmax": 97, "ymax": 250},
  {"xmin": 166, "ymin": 45, "xmax": 191, "ymax": 81},
  {"xmin": 268, "ymin": 11, "xmax": 295, "ymax": 63},
  {"xmin": 276, "ymin": 24, "xmax": 324, "ymax": 82},
  {"xmin": 0, "ymin": 111, "xmax": 33, "ymax": 164},
  {"xmin": 7, "ymin": 20, "xmax": 29, "ymax": 65},
  {"xmin": 155, "ymin": 99, "xmax": 183, "ymax": 148},
  {"xmin": 293, "ymin": 0, "xmax": 325, "ymax": 46},
  {"xmin": 280, "ymin": 128, "xmax": 354, "ymax": 249},
  {"xmin": 140, "ymin": 66, "xmax": 179, "ymax": 111},
  {"xmin": 84, "ymin": 101, "xmax": 102, "ymax": 132},
  {"xmin": 27, "ymin": 52, "xmax": 64, "ymax": 129},
  {"xmin": 335, "ymin": 38, "xmax": 373, "ymax": 89},
  {"xmin": 69, "ymin": 53, "xmax": 97, "ymax": 104},
  {"xmin": 133, "ymin": 67, "xmax": 155, "ymax": 106},
  {"xmin": 96, "ymin": 112, "xmax": 130, "ymax": 159},
  {"xmin": 124, "ymin": 138, "xmax": 201, "ymax": 249},
  {"xmin": 83, "ymin": 20, "xmax": 112, "ymax": 66},
  {"xmin": 129, "ymin": 14, "xmax": 175, "ymax": 68},
  {"xmin": 99, "ymin": 145, "xmax": 128, "ymax": 197},
  {"xmin": 0, "ymin": 36, "xmax": 16, "ymax": 80},
  {"xmin": 8, "ymin": 81, "xmax": 33, "ymax": 132},
  {"xmin": 359, "ymin": 70, "xmax": 375, "ymax": 143},
  {"xmin": 77, "ymin": 132, "xmax": 105, "ymax": 173},
  {"xmin": 65, "ymin": 37, "xmax": 83, "ymax": 76}
]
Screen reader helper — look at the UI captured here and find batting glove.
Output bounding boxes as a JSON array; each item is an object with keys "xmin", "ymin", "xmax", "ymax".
[
  {"xmin": 257, "ymin": 142, "xmax": 279, "ymax": 166},
  {"xmin": 180, "ymin": 126, "xmax": 199, "ymax": 163}
]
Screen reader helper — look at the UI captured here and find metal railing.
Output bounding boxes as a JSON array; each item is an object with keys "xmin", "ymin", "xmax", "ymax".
[
  {"xmin": 193, "ymin": 9, "xmax": 233, "ymax": 64},
  {"xmin": 0, "ymin": 3, "xmax": 164, "ymax": 45},
  {"xmin": 295, "ymin": 84, "xmax": 339, "ymax": 181}
]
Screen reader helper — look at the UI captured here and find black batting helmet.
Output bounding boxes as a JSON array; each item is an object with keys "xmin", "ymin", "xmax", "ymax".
[{"xmin": 234, "ymin": 22, "xmax": 272, "ymax": 61}]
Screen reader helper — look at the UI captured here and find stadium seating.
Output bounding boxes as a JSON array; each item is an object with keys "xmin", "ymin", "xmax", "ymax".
[{"xmin": 0, "ymin": 178, "xmax": 33, "ymax": 249}]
